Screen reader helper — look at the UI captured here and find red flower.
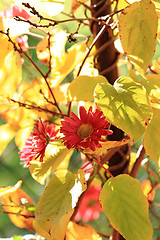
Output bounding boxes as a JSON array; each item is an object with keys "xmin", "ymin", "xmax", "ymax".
[
  {"xmin": 75, "ymin": 183, "xmax": 102, "ymax": 222},
  {"xmin": 19, "ymin": 119, "xmax": 58, "ymax": 167},
  {"xmin": 60, "ymin": 106, "xmax": 112, "ymax": 151}
]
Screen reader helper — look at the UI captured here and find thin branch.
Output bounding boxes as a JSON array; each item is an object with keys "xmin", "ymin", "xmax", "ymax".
[
  {"xmin": 130, "ymin": 145, "xmax": 146, "ymax": 178},
  {"xmin": 10, "ymin": 98, "xmax": 66, "ymax": 117},
  {"xmin": 22, "ymin": 51, "xmax": 62, "ymax": 114},
  {"xmin": 68, "ymin": 21, "xmax": 82, "ymax": 43},
  {"xmin": 76, "ymin": 16, "xmax": 112, "ymax": 77},
  {"xmin": 45, "ymin": 32, "xmax": 52, "ymax": 78},
  {"xmin": 14, "ymin": 15, "xmax": 100, "ymax": 28},
  {"xmin": 92, "ymin": 156, "xmax": 114, "ymax": 178},
  {"xmin": 96, "ymin": 231, "xmax": 110, "ymax": 239},
  {"xmin": 76, "ymin": 9, "xmax": 122, "ymax": 77},
  {"xmin": 150, "ymin": 208, "xmax": 160, "ymax": 222},
  {"xmin": 0, "ymin": 29, "xmax": 62, "ymax": 114}
]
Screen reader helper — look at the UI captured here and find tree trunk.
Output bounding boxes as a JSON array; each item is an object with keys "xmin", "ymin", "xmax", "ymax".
[{"xmin": 90, "ymin": 1, "xmax": 130, "ymax": 239}]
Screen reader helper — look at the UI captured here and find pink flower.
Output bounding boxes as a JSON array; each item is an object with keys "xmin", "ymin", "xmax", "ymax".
[
  {"xmin": 60, "ymin": 106, "xmax": 112, "ymax": 151},
  {"xmin": 16, "ymin": 35, "xmax": 29, "ymax": 51},
  {"xmin": 19, "ymin": 119, "xmax": 58, "ymax": 167},
  {"xmin": 75, "ymin": 183, "xmax": 102, "ymax": 222}
]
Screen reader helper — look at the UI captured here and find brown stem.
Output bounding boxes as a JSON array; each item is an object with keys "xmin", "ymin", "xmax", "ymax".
[
  {"xmin": 22, "ymin": 51, "xmax": 62, "ymax": 114},
  {"xmin": 130, "ymin": 145, "xmax": 146, "ymax": 178},
  {"xmin": 10, "ymin": 98, "xmax": 66, "ymax": 117}
]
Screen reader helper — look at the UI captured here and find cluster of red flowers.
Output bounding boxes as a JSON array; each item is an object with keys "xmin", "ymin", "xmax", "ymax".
[
  {"xmin": 19, "ymin": 106, "xmax": 112, "ymax": 166},
  {"xmin": 19, "ymin": 107, "xmax": 110, "ymax": 222}
]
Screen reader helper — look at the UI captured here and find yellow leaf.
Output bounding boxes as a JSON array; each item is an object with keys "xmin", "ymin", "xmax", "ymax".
[
  {"xmin": 0, "ymin": 123, "xmax": 15, "ymax": 155},
  {"xmin": 68, "ymin": 75, "xmax": 108, "ymax": 101},
  {"xmin": 36, "ymin": 29, "xmax": 67, "ymax": 67},
  {"xmin": 128, "ymin": 152, "xmax": 137, "ymax": 173},
  {"xmin": 144, "ymin": 108, "xmax": 160, "ymax": 167},
  {"xmin": 35, "ymin": 169, "xmax": 86, "ymax": 239},
  {"xmin": 73, "ymin": 55, "xmax": 98, "ymax": 77},
  {"xmin": 118, "ymin": 0, "xmax": 158, "ymax": 75},
  {"xmin": 35, "ymin": 209, "xmax": 74, "ymax": 240},
  {"xmin": 52, "ymin": 83, "xmax": 70, "ymax": 103},
  {"xmin": 84, "ymin": 135, "xmax": 131, "ymax": 155},
  {"xmin": 0, "ymin": 28, "xmax": 22, "ymax": 97},
  {"xmin": 15, "ymin": 125, "xmax": 34, "ymax": 150},
  {"xmin": 0, "ymin": 99, "xmax": 36, "ymax": 153},
  {"xmin": 50, "ymin": 39, "xmax": 88, "ymax": 87},
  {"xmin": 141, "ymin": 179, "xmax": 155, "ymax": 201},
  {"xmin": 129, "ymin": 70, "xmax": 160, "ymax": 109},
  {"xmin": 0, "ymin": 181, "xmax": 35, "ymax": 231},
  {"xmin": 29, "ymin": 143, "xmax": 73, "ymax": 185},
  {"xmin": 66, "ymin": 221, "xmax": 102, "ymax": 240}
]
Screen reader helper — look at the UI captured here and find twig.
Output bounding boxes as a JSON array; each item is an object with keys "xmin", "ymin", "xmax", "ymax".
[
  {"xmin": 45, "ymin": 32, "xmax": 52, "ymax": 78},
  {"xmin": 92, "ymin": 156, "xmax": 114, "ymax": 178},
  {"xmin": 14, "ymin": 15, "xmax": 100, "ymax": 28},
  {"xmin": 96, "ymin": 231, "xmax": 110, "ymax": 238},
  {"xmin": 130, "ymin": 145, "xmax": 146, "ymax": 178},
  {"xmin": 22, "ymin": 51, "xmax": 62, "ymax": 114},
  {"xmin": 0, "ymin": 29, "xmax": 62, "ymax": 114},
  {"xmin": 68, "ymin": 21, "xmax": 82, "ymax": 43},
  {"xmin": 10, "ymin": 98, "xmax": 66, "ymax": 117},
  {"xmin": 150, "ymin": 208, "xmax": 160, "ymax": 222},
  {"xmin": 76, "ymin": 16, "xmax": 112, "ymax": 77},
  {"xmin": 141, "ymin": 164, "xmax": 159, "ymax": 186}
]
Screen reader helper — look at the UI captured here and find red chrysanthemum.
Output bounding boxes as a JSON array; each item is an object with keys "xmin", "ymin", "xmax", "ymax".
[
  {"xmin": 60, "ymin": 106, "xmax": 112, "ymax": 151},
  {"xmin": 19, "ymin": 119, "xmax": 58, "ymax": 167},
  {"xmin": 75, "ymin": 183, "xmax": 102, "ymax": 222}
]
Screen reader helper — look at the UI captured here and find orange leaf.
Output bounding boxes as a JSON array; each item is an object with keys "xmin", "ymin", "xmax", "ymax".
[
  {"xmin": 66, "ymin": 221, "xmax": 102, "ymax": 240},
  {"xmin": 141, "ymin": 179, "xmax": 155, "ymax": 201},
  {"xmin": 0, "ymin": 181, "xmax": 35, "ymax": 231}
]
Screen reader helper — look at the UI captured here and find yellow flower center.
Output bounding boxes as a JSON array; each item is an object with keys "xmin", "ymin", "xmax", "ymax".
[{"xmin": 77, "ymin": 123, "xmax": 93, "ymax": 139}]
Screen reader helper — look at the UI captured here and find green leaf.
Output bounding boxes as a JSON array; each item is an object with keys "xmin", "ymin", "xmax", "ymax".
[
  {"xmin": 100, "ymin": 174, "xmax": 153, "ymax": 240},
  {"xmin": 68, "ymin": 75, "xmax": 108, "ymax": 101},
  {"xmin": 29, "ymin": 141, "xmax": 73, "ymax": 185},
  {"xmin": 94, "ymin": 76, "xmax": 152, "ymax": 141},
  {"xmin": 118, "ymin": 0, "xmax": 158, "ymax": 75},
  {"xmin": 144, "ymin": 109, "xmax": 160, "ymax": 167},
  {"xmin": 35, "ymin": 169, "xmax": 87, "ymax": 238}
]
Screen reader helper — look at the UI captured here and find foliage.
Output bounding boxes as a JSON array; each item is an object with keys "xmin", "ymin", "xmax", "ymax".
[{"xmin": 0, "ymin": 0, "xmax": 160, "ymax": 240}]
